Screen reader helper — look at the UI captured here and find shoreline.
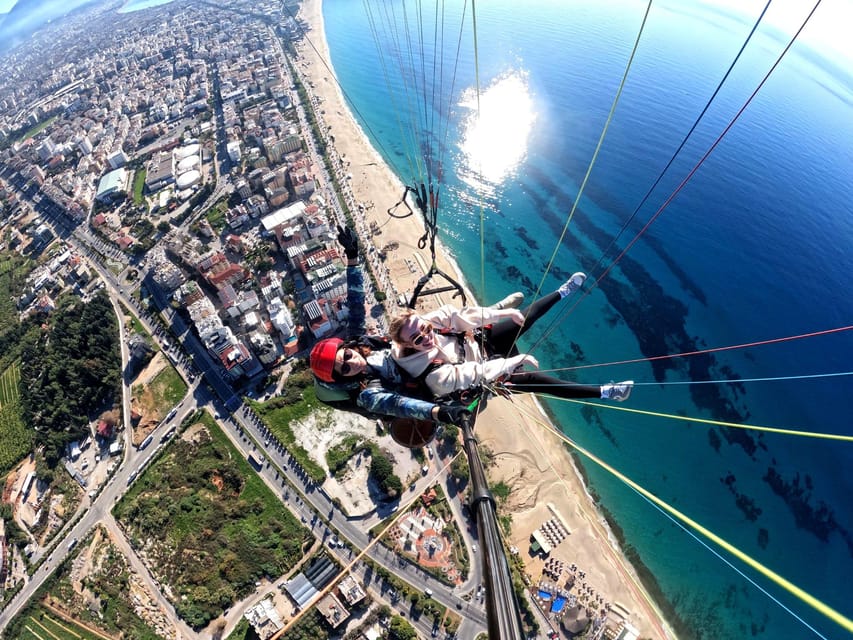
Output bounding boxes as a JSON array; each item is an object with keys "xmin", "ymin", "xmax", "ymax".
[{"xmin": 294, "ymin": 1, "xmax": 675, "ymax": 637}]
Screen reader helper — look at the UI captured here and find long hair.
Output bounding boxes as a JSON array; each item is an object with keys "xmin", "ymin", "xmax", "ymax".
[{"xmin": 389, "ymin": 308, "xmax": 417, "ymax": 344}]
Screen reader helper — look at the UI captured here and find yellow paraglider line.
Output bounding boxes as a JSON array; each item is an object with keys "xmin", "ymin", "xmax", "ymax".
[
  {"xmin": 526, "ymin": 396, "xmax": 853, "ymax": 442},
  {"xmin": 502, "ymin": 395, "xmax": 853, "ymax": 635}
]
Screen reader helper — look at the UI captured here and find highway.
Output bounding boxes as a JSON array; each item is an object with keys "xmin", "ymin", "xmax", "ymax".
[
  {"xmin": 0, "ymin": 41, "xmax": 496, "ymax": 638},
  {"xmin": 0, "ymin": 222, "xmax": 489, "ymax": 637}
]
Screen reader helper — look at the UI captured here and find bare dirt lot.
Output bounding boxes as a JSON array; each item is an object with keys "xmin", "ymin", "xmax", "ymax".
[
  {"xmin": 290, "ymin": 409, "xmax": 423, "ymax": 516},
  {"xmin": 130, "ymin": 351, "xmax": 169, "ymax": 445}
]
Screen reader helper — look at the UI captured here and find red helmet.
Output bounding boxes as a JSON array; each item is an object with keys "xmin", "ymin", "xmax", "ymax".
[{"xmin": 310, "ymin": 338, "xmax": 343, "ymax": 382}]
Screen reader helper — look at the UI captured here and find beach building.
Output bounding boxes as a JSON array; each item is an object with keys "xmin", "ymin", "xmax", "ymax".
[
  {"xmin": 145, "ymin": 153, "xmax": 174, "ymax": 192},
  {"xmin": 249, "ymin": 331, "xmax": 278, "ymax": 366},
  {"xmin": 177, "ymin": 154, "xmax": 200, "ymax": 173},
  {"xmin": 151, "ymin": 260, "xmax": 184, "ymax": 292},
  {"xmin": 268, "ymin": 297, "xmax": 295, "ymax": 341},
  {"xmin": 77, "ymin": 135, "xmax": 93, "ymax": 155},
  {"xmin": 284, "ymin": 556, "xmax": 339, "ymax": 608},
  {"xmin": 606, "ymin": 621, "xmax": 640, "ymax": 640},
  {"xmin": 530, "ymin": 529, "xmax": 552, "ymax": 556},
  {"xmin": 337, "ymin": 575, "xmax": 367, "ymax": 606},
  {"xmin": 175, "ymin": 143, "xmax": 200, "ymax": 160},
  {"xmin": 246, "ymin": 195, "xmax": 269, "ymax": 218},
  {"xmin": 261, "ymin": 200, "xmax": 306, "ymax": 236},
  {"xmin": 176, "ymin": 169, "xmax": 201, "ymax": 190},
  {"xmin": 260, "ymin": 272, "xmax": 283, "ymax": 302},
  {"xmin": 303, "ymin": 299, "xmax": 331, "ymax": 338},
  {"xmin": 235, "ymin": 178, "xmax": 251, "ymax": 200},
  {"xmin": 227, "ymin": 140, "xmax": 242, "ymax": 163},
  {"xmin": 37, "ymin": 136, "xmax": 57, "ymax": 162}
]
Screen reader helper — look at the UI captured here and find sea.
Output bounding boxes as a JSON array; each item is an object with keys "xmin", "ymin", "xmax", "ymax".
[{"xmin": 321, "ymin": 1, "xmax": 853, "ymax": 639}]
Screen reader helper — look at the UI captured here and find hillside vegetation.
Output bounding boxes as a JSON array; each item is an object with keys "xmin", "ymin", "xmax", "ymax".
[
  {"xmin": 19, "ymin": 291, "xmax": 121, "ymax": 464},
  {"xmin": 114, "ymin": 411, "xmax": 311, "ymax": 629}
]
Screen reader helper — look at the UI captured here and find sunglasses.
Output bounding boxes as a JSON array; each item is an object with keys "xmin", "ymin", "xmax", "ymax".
[
  {"xmin": 410, "ymin": 322, "xmax": 433, "ymax": 347},
  {"xmin": 339, "ymin": 348, "xmax": 357, "ymax": 375}
]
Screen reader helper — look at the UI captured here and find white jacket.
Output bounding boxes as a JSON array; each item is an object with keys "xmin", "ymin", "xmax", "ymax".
[{"xmin": 391, "ymin": 305, "xmax": 528, "ymax": 398}]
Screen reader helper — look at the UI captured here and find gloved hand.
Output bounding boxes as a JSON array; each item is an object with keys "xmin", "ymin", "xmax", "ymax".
[
  {"xmin": 436, "ymin": 403, "xmax": 471, "ymax": 425},
  {"xmin": 337, "ymin": 225, "xmax": 359, "ymax": 260}
]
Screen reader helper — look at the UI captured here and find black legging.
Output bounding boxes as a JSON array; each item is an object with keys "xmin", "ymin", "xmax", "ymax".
[
  {"xmin": 504, "ymin": 371, "xmax": 600, "ymax": 399},
  {"xmin": 485, "ymin": 293, "xmax": 599, "ymax": 398},
  {"xmin": 487, "ymin": 291, "xmax": 561, "ymax": 356}
]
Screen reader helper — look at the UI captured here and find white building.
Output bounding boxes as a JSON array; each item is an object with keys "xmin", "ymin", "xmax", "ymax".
[
  {"xmin": 227, "ymin": 140, "xmax": 242, "ymax": 163},
  {"xmin": 268, "ymin": 297, "xmax": 295, "ymax": 341},
  {"xmin": 107, "ymin": 149, "xmax": 129, "ymax": 169},
  {"xmin": 243, "ymin": 598, "xmax": 283, "ymax": 640},
  {"xmin": 260, "ymin": 201, "xmax": 306, "ymax": 235},
  {"xmin": 77, "ymin": 136, "xmax": 93, "ymax": 155}
]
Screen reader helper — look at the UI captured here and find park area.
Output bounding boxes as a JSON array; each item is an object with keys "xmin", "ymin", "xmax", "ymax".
[{"xmin": 113, "ymin": 410, "xmax": 311, "ymax": 629}]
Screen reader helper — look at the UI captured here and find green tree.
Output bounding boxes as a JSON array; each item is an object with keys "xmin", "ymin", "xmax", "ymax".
[
  {"xmin": 450, "ymin": 455, "xmax": 469, "ymax": 484},
  {"xmin": 389, "ymin": 615, "xmax": 417, "ymax": 640}
]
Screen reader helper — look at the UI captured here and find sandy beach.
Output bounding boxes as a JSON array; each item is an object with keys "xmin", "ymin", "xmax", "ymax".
[{"xmin": 294, "ymin": 1, "xmax": 674, "ymax": 637}]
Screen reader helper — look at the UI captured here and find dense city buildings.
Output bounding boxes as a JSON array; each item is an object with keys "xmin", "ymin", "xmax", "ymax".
[{"xmin": 0, "ymin": 0, "xmax": 360, "ymax": 386}]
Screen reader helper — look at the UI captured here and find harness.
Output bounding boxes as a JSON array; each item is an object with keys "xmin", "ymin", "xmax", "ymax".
[{"xmin": 403, "ymin": 325, "xmax": 494, "ymax": 403}]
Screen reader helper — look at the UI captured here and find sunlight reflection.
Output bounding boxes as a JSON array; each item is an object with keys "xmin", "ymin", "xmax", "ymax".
[{"xmin": 458, "ymin": 71, "xmax": 536, "ymax": 188}]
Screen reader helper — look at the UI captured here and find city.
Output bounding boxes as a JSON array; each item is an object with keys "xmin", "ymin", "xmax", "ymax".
[{"xmin": 0, "ymin": 1, "xmax": 650, "ymax": 640}]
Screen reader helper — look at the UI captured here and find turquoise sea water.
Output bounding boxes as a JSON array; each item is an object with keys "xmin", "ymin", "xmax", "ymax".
[{"xmin": 323, "ymin": 1, "xmax": 853, "ymax": 638}]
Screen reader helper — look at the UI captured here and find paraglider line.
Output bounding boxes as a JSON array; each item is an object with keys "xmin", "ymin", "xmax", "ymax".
[
  {"xmin": 506, "ymin": 399, "xmax": 853, "ymax": 634},
  {"xmin": 536, "ymin": 397, "xmax": 853, "ymax": 442},
  {"xmin": 553, "ymin": 324, "xmax": 853, "ymax": 372},
  {"xmin": 635, "ymin": 491, "xmax": 831, "ymax": 640}
]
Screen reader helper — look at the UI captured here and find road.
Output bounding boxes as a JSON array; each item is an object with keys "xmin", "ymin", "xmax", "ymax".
[
  {"xmin": 0, "ymin": 236, "xmax": 488, "ymax": 637},
  {"xmin": 0, "ymin": 49, "xmax": 494, "ymax": 640}
]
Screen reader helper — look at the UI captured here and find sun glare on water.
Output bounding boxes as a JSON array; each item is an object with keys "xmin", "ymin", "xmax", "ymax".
[{"xmin": 458, "ymin": 71, "xmax": 536, "ymax": 190}]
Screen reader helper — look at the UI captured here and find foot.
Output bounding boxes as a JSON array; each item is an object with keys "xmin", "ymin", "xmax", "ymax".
[
  {"xmin": 490, "ymin": 292, "xmax": 524, "ymax": 310},
  {"xmin": 558, "ymin": 272, "xmax": 587, "ymax": 298},
  {"xmin": 601, "ymin": 380, "xmax": 633, "ymax": 402}
]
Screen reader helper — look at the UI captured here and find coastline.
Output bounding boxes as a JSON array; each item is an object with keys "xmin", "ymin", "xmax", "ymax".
[{"xmin": 294, "ymin": 0, "xmax": 674, "ymax": 637}]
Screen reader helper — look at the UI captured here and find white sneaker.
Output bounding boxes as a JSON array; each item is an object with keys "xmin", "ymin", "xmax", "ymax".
[
  {"xmin": 490, "ymin": 292, "xmax": 524, "ymax": 310},
  {"xmin": 601, "ymin": 380, "xmax": 633, "ymax": 402},
  {"xmin": 558, "ymin": 272, "xmax": 587, "ymax": 298}
]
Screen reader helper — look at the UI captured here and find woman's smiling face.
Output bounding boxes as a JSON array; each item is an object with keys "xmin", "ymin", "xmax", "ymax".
[{"xmin": 400, "ymin": 316, "xmax": 435, "ymax": 351}]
